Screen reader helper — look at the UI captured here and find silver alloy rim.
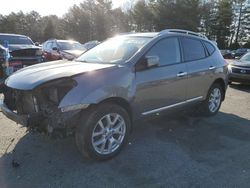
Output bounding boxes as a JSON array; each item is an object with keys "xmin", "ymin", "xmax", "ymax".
[
  {"xmin": 208, "ymin": 88, "xmax": 221, "ymax": 113},
  {"xmin": 91, "ymin": 113, "xmax": 126, "ymax": 155}
]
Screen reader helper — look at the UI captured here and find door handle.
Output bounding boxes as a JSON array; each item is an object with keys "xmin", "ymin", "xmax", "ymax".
[
  {"xmin": 177, "ymin": 72, "xmax": 187, "ymax": 77},
  {"xmin": 209, "ymin": 66, "xmax": 216, "ymax": 70}
]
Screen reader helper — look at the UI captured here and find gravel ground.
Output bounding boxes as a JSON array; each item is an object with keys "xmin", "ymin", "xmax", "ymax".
[{"xmin": 0, "ymin": 84, "xmax": 250, "ymax": 188}]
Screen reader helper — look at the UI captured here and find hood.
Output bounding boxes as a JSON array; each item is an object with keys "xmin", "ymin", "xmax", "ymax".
[
  {"xmin": 231, "ymin": 60, "xmax": 250, "ymax": 68},
  {"xmin": 62, "ymin": 50, "xmax": 85, "ymax": 57},
  {"xmin": 5, "ymin": 60, "xmax": 115, "ymax": 90},
  {"xmin": 8, "ymin": 44, "xmax": 40, "ymax": 52}
]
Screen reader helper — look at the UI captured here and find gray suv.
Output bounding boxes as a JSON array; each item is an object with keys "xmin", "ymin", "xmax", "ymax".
[{"xmin": 0, "ymin": 30, "xmax": 228, "ymax": 160}]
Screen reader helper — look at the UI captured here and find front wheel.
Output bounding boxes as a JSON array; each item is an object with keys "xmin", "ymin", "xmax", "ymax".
[
  {"xmin": 75, "ymin": 103, "xmax": 131, "ymax": 160},
  {"xmin": 200, "ymin": 83, "xmax": 223, "ymax": 116}
]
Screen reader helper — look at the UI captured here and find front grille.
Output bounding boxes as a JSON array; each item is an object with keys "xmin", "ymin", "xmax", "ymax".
[
  {"xmin": 232, "ymin": 67, "xmax": 250, "ymax": 75},
  {"xmin": 3, "ymin": 86, "xmax": 36, "ymax": 114},
  {"xmin": 10, "ymin": 49, "xmax": 37, "ymax": 57}
]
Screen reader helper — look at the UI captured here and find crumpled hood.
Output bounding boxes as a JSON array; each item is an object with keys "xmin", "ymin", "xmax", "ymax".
[
  {"xmin": 231, "ymin": 60, "xmax": 250, "ymax": 67},
  {"xmin": 5, "ymin": 60, "xmax": 115, "ymax": 90},
  {"xmin": 8, "ymin": 44, "xmax": 40, "ymax": 52}
]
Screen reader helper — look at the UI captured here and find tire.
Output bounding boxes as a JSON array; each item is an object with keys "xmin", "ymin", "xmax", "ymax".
[
  {"xmin": 75, "ymin": 103, "xmax": 131, "ymax": 161},
  {"xmin": 199, "ymin": 83, "xmax": 224, "ymax": 117}
]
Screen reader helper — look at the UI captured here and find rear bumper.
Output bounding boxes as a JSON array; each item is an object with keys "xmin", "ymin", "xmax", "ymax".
[{"xmin": 0, "ymin": 100, "xmax": 28, "ymax": 126}]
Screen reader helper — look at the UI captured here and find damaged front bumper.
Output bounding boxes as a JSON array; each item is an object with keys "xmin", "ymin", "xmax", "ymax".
[
  {"xmin": 0, "ymin": 100, "xmax": 28, "ymax": 126},
  {"xmin": 0, "ymin": 98, "xmax": 82, "ymax": 133}
]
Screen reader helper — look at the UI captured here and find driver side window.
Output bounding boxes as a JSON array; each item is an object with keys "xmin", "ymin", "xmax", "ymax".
[{"xmin": 146, "ymin": 37, "xmax": 181, "ymax": 66}]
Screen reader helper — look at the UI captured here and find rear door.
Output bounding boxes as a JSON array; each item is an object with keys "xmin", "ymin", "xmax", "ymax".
[
  {"xmin": 134, "ymin": 37, "xmax": 188, "ymax": 116},
  {"xmin": 180, "ymin": 37, "xmax": 215, "ymax": 100}
]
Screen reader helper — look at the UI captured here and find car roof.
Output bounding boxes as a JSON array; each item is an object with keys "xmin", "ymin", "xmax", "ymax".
[
  {"xmin": 0, "ymin": 33, "xmax": 28, "ymax": 38},
  {"xmin": 120, "ymin": 29, "xmax": 210, "ymax": 42},
  {"xmin": 121, "ymin": 32, "xmax": 159, "ymax": 38}
]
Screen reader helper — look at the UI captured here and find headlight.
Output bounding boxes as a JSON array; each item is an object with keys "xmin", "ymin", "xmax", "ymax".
[
  {"xmin": 228, "ymin": 64, "xmax": 232, "ymax": 73},
  {"xmin": 39, "ymin": 78, "xmax": 77, "ymax": 105}
]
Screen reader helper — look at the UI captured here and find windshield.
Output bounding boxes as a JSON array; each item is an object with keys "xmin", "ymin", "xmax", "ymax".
[
  {"xmin": 0, "ymin": 35, "xmax": 33, "ymax": 45},
  {"xmin": 240, "ymin": 53, "xmax": 250, "ymax": 61},
  {"xmin": 58, "ymin": 41, "xmax": 85, "ymax": 51},
  {"xmin": 76, "ymin": 36, "xmax": 152, "ymax": 64}
]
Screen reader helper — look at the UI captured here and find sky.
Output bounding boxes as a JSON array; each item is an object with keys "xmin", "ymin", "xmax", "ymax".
[{"xmin": 0, "ymin": 0, "xmax": 127, "ymax": 17}]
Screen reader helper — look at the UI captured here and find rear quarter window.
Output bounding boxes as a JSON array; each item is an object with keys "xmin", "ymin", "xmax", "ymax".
[
  {"xmin": 204, "ymin": 41, "xmax": 215, "ymax": 55},
  {"xmin": 181, "ymin": 37, "xmax": 206, "ymax": 62}
]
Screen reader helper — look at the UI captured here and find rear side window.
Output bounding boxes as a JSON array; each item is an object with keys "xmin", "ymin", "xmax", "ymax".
[
  {"xmin": 146, "ymin": 37, "xmax": 181, "ymax": 66},
  {"xmin": 181, "ymin": 38, "xmax": 206, "ymax": 61},
  {"xmin": 204, "ymin": 41, "xmax": 215, "ymax": 55},
  {"xmin": 47, "ymin": 42, "xmax": 53, "ymax": 50},
  {"xmin": 52, "ymin": 42, "xmax": 57, "ymax": 49}
]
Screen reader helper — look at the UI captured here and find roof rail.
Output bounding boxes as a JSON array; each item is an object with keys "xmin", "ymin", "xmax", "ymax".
[{"xmin": 159, "ymin": 29, "xmax": 208, "ymax": 39}]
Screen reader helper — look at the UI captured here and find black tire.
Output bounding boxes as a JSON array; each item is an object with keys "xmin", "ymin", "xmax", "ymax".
[
  {"xmin": 75, "ymin": 102, "xmax": 131, "ymax": 161},
  {"xmin": 199, "ymin": 83, "xmax": 224, "ymax": 117}
]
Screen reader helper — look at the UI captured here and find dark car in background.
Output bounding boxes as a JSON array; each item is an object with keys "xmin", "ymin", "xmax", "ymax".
[
  {"xmin": 42, "ymin": 39, "xmax": 86, "ymax": 61},
  {"xmin": 234, "ymin": 48, "xmax": 250, "ymax": 59},
  {"xmin": 228, "ymin": 52, "xmax": 250, "ymax": 84},
  {"xmin": 0, "ymin": 33, "xmax": 44, "ymax": 74},
  {"xmin": 220, "ymin": 49, "xmax": 234, "ymax": 59}
]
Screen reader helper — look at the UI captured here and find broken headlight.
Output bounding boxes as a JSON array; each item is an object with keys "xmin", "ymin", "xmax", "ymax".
[{"xmin": 38, "ymin": 78, "xmax": 77, "ymax": 105}]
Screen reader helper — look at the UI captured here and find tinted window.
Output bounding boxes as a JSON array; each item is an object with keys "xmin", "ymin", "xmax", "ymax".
[
  {"xmin": 204, "ymin": 41, "xmax": 215, "ymax": 55},
  {"xmin": 181, "ymin": 38, "xmax": 206, "ymax": 61},
  {"xmin": 146, "ymin": 37, "xmax": 181, "ymax": 66}
]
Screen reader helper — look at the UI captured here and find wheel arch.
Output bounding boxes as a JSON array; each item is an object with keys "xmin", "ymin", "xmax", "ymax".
[
  {"xmin": 98, "ymin": 97, "xmax": 133, "ymax": 124},
  {"xmin": 211, "ymin": 78, "xmax": 226, "ymax": 101}
]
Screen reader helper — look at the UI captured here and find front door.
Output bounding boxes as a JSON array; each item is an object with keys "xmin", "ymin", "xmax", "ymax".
[{"xmin": 134, "ymin": 37, "xmax": 187, "ymax": 116}]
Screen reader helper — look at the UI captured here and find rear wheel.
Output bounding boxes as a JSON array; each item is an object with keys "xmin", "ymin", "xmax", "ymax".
[
  {"xmin": 75, "ymin": 103, "xmax": 131, "ymax": 160},
  {"xmin": 199, "ymin": 83, "xmax": 223, "ymax": 116}
]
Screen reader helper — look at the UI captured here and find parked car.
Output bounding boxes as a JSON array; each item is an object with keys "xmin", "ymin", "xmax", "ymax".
[
  {"xmin": 0, "ymin": 33, "xmax": 44, "ymax": 74},
  {"xmin": 0, "ymin": 29, "xmax": 228, "ymax": 160},
  {"xmin": 42, "ymin": 39, "xmax": 86, "ymax": 61},
  {"xmin": 0, "ymin": 45, "xmax": 5, "ymax": 91},
  {"xmin": 82, "ymin": 40, "xmax": 100, "ymax": 50},
  {"xmin": 220, "ymin": 49, "xmax": 234, "ymax": 59},
  {"xmin": 228, "ymin": 52, "xmax": 250, "ymax": 84},
  {"xmin": 234, "ymin": 48, "xmax": 250, "ymax": 59}
]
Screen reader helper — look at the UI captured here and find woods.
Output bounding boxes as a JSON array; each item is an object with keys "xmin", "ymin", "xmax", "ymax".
[{"xmin": 0, "ymin": 0, "xmax": 249, "ymax": 49}]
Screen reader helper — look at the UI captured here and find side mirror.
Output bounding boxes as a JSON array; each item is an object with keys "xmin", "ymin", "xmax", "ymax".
[
  {"xmin": 135, "ymin": 56, "xmax": 160, "ymax": 71},
  {"xmin": 35, "ymin": 42, "xmax": 40, "ymax": 46},
  {"xmin": 52, "ymin": 47, "xmax": 58, "ymax": 51},
  {"xmin": 145, "ymin": 56, "xmax": 160, "ymax": 68},
  {"xmin": 235, "ymin": 56, "xmax": 240, "ymax": 60}
]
